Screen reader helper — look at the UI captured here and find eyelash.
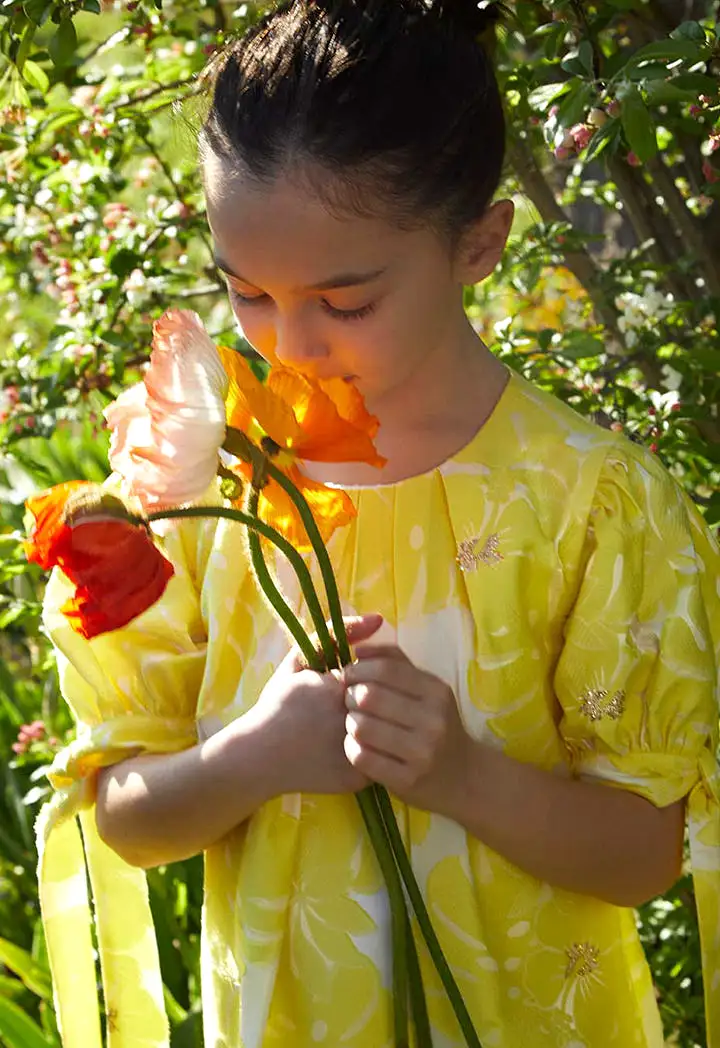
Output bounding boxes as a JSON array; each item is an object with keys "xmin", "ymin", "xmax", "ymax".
[{"xmin": 228, "ymin": 288, "xmax": 376, "ymax": 323}]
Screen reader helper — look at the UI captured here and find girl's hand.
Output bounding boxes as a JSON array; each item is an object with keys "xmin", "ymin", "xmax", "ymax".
[
  {"xmin": 247, "ymin": 614, "xmax": 383, "ymax": 798},
  {"xmin": 342, "ymin": 644, "xmax": 473, "ymax": 815}
]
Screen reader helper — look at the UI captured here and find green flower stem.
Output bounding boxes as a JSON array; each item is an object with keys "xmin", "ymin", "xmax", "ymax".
[
  {"xmin": 246, "ymin": 484, "xmax": 339, "ymax": 672},
  {"xmin": 405, "ymin": 905, "xmax": 433, "ymax": 1046},
  {"xmin": 147, "ymin": 506, "xmax": 324, "ymax": 671},
  {"xmin": 375, "ymin": 786, "xmax": 483, "ymax": 1048},
  {"xmin": 265, "ymin": 461, "xmax": 353, "ymax": 666},
  {"xmin": 356, "ymin": 787, "xmax": 411, "ymax": 1048}
]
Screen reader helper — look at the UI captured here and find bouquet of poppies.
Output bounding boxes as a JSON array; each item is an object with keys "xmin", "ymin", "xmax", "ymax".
[{"xmin": 24, "ymin": 310, "xmax": 480, "ymax": 1048}]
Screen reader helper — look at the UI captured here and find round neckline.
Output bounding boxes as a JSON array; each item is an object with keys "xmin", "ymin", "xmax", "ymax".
[{"xmin": 305, "ymin": 366, "xmax": 517, "ymax": 493}]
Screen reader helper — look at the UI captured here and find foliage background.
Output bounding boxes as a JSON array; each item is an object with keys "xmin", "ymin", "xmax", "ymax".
[{"xmin": 0, "ymin": 0, "xmax": 718, "ymax": 1044}]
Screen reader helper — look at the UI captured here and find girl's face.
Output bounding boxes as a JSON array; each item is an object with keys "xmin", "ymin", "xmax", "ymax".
[{"xmin": 205, "ymin": 156, "xmax": 509, "ymax": 404}]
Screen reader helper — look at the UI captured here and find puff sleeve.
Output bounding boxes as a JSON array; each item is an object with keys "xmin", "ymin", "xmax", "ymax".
[
  {"xmin": 36, "ymin": 514, "xmax": 216, "ymax": 1048},
  {"xmin": 554, "ymin": 448, "xmax": 720, "ymax": 1045}
]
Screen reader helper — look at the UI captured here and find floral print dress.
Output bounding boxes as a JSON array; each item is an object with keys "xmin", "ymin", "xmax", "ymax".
[{"xmin": 36, "ymin": 370, "xmax": 720, "ymax": 1048}]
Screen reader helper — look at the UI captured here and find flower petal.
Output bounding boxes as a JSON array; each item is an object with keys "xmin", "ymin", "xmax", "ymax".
[
  {"xmin": 218, "ymin": 345, "xmax": 301, "ymax": 448},
  {"xmin": 24, "ymin": 483, "xmax": 173, "ymax": 638},
  {"xmin": 24, "ymin": 481, "xmax": 89, "ymax": 569},
  {"xmin": 268, "ymin": 369, "xmax": 386, "ymax": 466},
  {"xmin": 105, "ymin": 310, "xmax": 228, "ymax": 512}
]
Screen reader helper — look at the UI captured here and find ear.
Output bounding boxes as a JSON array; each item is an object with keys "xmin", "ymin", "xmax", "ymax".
[{"xmin": 453, "ymin": 199, "xmax": 514, "ymax": 286}]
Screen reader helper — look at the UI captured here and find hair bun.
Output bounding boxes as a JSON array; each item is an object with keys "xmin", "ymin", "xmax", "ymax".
[{"xmin": 433, "ymin": 0, "xmax": 504, "ymax": 37}]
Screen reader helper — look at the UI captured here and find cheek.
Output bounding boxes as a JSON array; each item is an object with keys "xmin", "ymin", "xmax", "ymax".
[{"xmin": 230, "ymin": 301, "xmax": 276, "ymax": 358}]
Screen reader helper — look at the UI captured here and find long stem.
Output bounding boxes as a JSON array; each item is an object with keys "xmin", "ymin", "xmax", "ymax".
[
  {"xmin": 246, "ymin": 483, "xmax": 339, "ymax": 671},
  {"xmin": 147, "ymin": 506, "xmax": 324, "ymax": 670},
  {"xmin": 245, "ymin": 491, "xmax": 326, "ymax": 672},
  {"xmin": 356, "ymin": 788, "xmax": 411, "ymax": 1048},
  {"xmin": 405, "ymin": 908, "xmax": 433, "ymax": 1046},
  {"xmin": 266, "ymin": 462, "xmax": 353, "ymax": 666},
  {"xmin": 375, "ymin": 787, "xmax": 483, "ymax": 1048}
]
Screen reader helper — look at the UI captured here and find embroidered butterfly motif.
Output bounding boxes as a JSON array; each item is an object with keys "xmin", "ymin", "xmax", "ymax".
[
  {"xmin": 456, "ymin": 533, "xmax": 503, "ymax": 572},
  {"xmin": 565, "ymin": 942, "xmax": 600, "ymax": 981},
  {"xmin": 578, "ymin": 688, "xmax": 626, "ymax": 723}
]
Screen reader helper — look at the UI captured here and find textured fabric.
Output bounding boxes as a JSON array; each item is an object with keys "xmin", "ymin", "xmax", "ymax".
[{"xmin": 36, "ymin": 370, "xmax": 720, "ymax": 1048}]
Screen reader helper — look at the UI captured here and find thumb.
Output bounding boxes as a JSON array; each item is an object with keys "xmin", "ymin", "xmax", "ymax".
[
  {"xmin": 285, "ymin": 614, "xmax": 384, "ymax": 674},
  {"xmin": 343, "ymin": 613, "xmax": 384, "ymax": 645}
]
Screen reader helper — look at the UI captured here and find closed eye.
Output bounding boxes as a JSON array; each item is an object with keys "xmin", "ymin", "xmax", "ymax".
[{"xmin": 228, "ymin": 287, "xmax": 376, "ymax": 322}]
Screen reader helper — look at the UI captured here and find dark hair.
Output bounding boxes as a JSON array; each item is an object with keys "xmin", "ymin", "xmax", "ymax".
[{"xmin": 201, "ymin": 0, "xmax": 506, "ymax": 237}]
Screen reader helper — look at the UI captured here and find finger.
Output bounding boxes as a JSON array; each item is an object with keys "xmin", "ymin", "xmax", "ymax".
[
  {"xmin": 345, "ymin": 710, "xmax": 414, "ymax": 762},
  {"xmin": 344, "ymin": 733, "xmax": 407, "ymax": 786},
  {"xmin": 286, "ymin": 614, "xmax": 384, "ymax": 674},
  {"xmin": 343, "ymin": 656, "xmax": 430, "ymax": 700},
  {"xmin": 344, "ymin": 614, "xmax": 384, "ymax": 645},
  {"xmin": 345, "ymin": 682, "xmax": 418, "ymax": 728}
]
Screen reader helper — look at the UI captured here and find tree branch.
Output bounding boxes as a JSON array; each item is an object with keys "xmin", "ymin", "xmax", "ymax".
[
  {"xmin": 508, "ymin": 136, "xmax": 624, "ymax": 346},
  {"xmin": 647, "ymin": 156, "xmax": 720, "ymax": 297}
]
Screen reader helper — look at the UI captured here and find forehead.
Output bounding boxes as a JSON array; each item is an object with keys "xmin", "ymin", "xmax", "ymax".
[{"xmin": 203, "ymin": 152, "xmax": 434, "ymax": 286}]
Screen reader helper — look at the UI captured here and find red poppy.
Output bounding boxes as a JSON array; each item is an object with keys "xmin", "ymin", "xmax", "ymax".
[{"xmin": 25, "ymin": 482, "xmax": 174, "ymax": 639}]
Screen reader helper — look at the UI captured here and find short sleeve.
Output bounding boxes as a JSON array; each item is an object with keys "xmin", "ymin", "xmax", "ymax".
[
  {"xmin": 555, "ymin": 449, "xmax": 719, "ymax": 806},
  {"xmin": 554, "ymin": 447, "xmax": 720, "ymax": 1046},
  {"xmin": 36, "ymin": 512, "xmax": 217, "ymax": 1048}
]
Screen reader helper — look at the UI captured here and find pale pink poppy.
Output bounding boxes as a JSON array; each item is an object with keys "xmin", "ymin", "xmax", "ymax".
[{"xmin": 105, "ymin": 309, "xmax": 228, "ymax": 514}]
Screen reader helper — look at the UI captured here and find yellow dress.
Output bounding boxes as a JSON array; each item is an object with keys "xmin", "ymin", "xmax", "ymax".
[{"xmin": 36, "ymin": 370, "xmax": 720, "ymax": 1048}]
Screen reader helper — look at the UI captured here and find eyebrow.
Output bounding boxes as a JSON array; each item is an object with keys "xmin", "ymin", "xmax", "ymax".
[{"xmin": 213, "ymin": 253, "xmax": 386, "ymax": 292}]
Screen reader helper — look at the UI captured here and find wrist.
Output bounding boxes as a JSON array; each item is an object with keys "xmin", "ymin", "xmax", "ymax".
[
  {"xmin": 433, "ymin": 732, "xmax": 484, "ymax": 828},
  {"xmin": 220, "ymin": 707, "xmax": 290, "ymax": 805}
]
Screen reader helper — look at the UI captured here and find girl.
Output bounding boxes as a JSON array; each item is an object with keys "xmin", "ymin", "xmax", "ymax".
[{"xmin": 37, "ymin": 2, "xmax": 720, "ymax": 1047}]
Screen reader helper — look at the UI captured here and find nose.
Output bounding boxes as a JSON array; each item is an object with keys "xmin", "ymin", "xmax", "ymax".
[{"xmin": 273, "ymin": 311, "xmax": 330, "ymax": 371}]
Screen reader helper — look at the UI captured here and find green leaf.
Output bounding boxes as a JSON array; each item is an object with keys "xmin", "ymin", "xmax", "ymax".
[
  {"xmin": 15, "ymin": 22, "xmax": 37, "ymax": 72},
  {"xmin": 82, "ymin": 0, "xmax": 101, "ymax": 10},
  {"xmin": 0, "ymin": 995, "xmax": 53, "ymax": 1048},
  {"xmin": 48, "ymin": 19, "xmax": 77, "ymax": 68},
  {"xmin": 620, "ymin": 84, "xmax": 658, "ymax": 162},
  {"xmin": 671, "ymin": 72, "xmax": 719, "ymax": 95},
  {"xmin": 584, "ymin": 118, "xmax": 620, "ymax": 162},
  {"xmin": 0, "ymin": 943, "xmax": 52, "ymax": 997},
  {"xmin": 556, "ymin": 82, "xmax": 594, "ymax": 130},
  {"xmin": 670, "ymin": 21, "xmax": 706, "ymax": 43},
  {"xmin": 528, "ymin": 82, "xmax": 570, "ymax": 113},
  {"xmin": 0, "ymin": 975, "xmax": 26, "ymax": 1000},
  {"xmin": 109, "ymin": 248, "xmax": 139, "ymax": 280},
  {"xmin": 624, "ymin": 38, "xmax": 706, "ymax": 71},
  {"xmin": 21, "ymin": 59, "xmax": 49, "ymax": 92},
  {"xmin": 22, "ymin": 0, "xmax": 50, "ymax": 25}
]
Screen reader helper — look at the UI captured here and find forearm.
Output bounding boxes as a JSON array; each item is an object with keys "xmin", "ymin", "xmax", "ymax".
[
  {"xmin": 95, "ymin": 708, "xmax": 280, "ymax": 869},
  {"xmin": 441, "ymin": 738, "xmax": 684, "ymax": 907}
]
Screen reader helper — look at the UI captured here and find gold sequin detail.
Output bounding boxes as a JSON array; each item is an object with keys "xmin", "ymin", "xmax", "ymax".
[
  {"xmin": 457, "ymin": 533, "xmax": 503, "ymax": 573},
  {"xmin": 565, "ymin": 942, "xmax": 600, "ymax": 980},
  {"xmin": 579, "ymin": 688, "xmax": 625, "ymax": 722}
]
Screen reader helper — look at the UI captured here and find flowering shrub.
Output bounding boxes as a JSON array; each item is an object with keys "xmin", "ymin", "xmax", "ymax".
[{"xmin": 0, "ymin": 0, "xmax": 718, "ymax": 1045}]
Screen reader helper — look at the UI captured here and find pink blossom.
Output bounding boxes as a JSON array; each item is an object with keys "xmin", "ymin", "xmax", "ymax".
[
  {"xmin": 627, "ymin": 151, "xmax": 641, "ymax": 167},
  {"xmin": 570, "ymin": 123, "xmax": 594, "ymax": 151},
  {"xmin": 20, "ymin": 720, "xmax": 46, "ymax": 741},
  {"xmin": 554, "ymin": 145, "xmax": 572, "ymax": 161},
  {"xmin": 105, "ymin": 309, "xmax": 229, "ymax": 514},
  {"xmin": 11, "ymin": 742, "xmax": 26, "ymax": 755}
]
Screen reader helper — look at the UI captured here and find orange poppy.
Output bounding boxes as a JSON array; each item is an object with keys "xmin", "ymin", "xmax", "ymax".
[
  {"xmin": 217, "ymin": 348, "xmax": 386, "ymax": 548},
  {"xmin": 25, "ymin": 482, "xmax": 174, "ymax": 639}
]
